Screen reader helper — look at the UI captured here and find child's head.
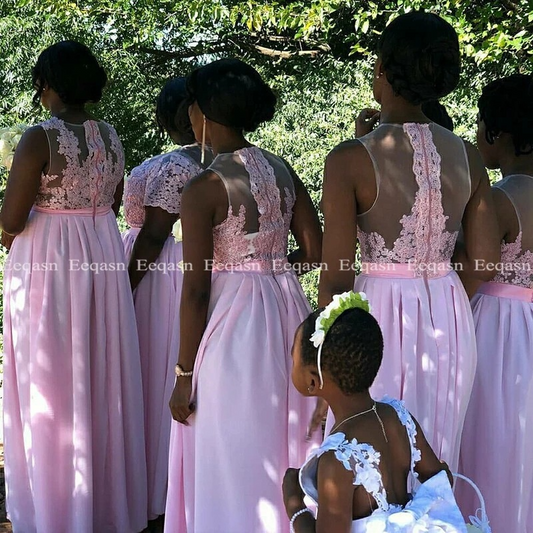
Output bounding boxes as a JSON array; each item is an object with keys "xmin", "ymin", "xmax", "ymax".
[
  {"xmin": 476, "ymin": 74, "xmax": 533, "ymax": 168},
  {"xmin": 32, "ymin": 40, "xmax": 107, "ymax": 108},
  {"xmin": 155, "ymin": 77, "xmax": 195, "ymax": 145},
  {"xmin": 292, "ymin": 292, "xmax": 384, "ymax": 397},
  {"xmin": 374, "ymin": 11, "xmax": 460, "ymax": 106}
]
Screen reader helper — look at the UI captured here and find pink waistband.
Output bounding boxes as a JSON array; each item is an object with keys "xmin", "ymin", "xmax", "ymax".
[
  {"xmin": 212, "ymin": 259, "xmax": 292, "ymax": 275},
  {"xmin": 360, "ymin": 262, "xmax": 452, "ymax": 279},
  {"xmin": 33, "ymin": 206, "xmax": 112, "ymax": 217},
  {"xmin": 478, "ymin": 281, "xmax": 533, "ymax": 303}
]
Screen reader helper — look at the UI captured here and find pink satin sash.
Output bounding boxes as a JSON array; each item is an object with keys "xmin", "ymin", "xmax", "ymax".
[
  {"xmin": 479, "ymin": 281, "xmax": 533, "ymax": 303},
  {"xmin": 360, "ymin": 262, "xmax": 452, "ymax": 279},
  {"xmin": 33, "ymin": 206, "xmax": 111, "ymax": 217},
  {"xmin": 211, "ymin": 258, "xmax": 292, "ymax": 275}
]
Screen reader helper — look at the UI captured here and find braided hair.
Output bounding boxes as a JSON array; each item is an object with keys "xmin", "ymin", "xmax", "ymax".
[
  {"xmin": 378, "ymin": 12, "xmax": 460, "ymax": 105},
  {"xmin": 299, "ymin": 308, "xmax": 384, "ymax": 395},
  {"xmin": 156, "ymin": 77, "xmax": 195, "ymax": 143},
  {"xmin": 478, "ymin": 74, "xmax": 533, "ymax": 156}
]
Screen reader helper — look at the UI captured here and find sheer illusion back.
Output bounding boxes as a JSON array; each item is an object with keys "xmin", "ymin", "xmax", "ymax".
[
  {"xmin": 357, "ymin": 123, "xmax": 471, "ymax": 276},
  {"xmin": 492, "ymin": 174, "xmax": 533, "ymax": 288},
  {"xmin": 36, "ymin": 117, "xmax": 124, "ymax": 210},
  {"xmin": 209, "ymin": 146, "xmax": 296, "ymax": 272}
]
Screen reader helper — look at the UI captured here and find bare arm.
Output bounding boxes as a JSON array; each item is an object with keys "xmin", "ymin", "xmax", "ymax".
[
  {"xmin": 0, "ymin": 126, "xmax": 48, "ymax": 235},
  {"xmin": 287, "ymin": 165, "xmax": 322, "ymax": 274},
  {"xmin": 112, "ymin": 178, "xmax": 124, "ymax": 217},
  {"xmin": 128, "ymin": 206, "xmax": 177, "ymax": 291},
  {"xmin": 169, "ymin": 171, "xmax": 221, "ymax": 423},
  {"xmin": 283, "ymin": 453, "xmax": 355, "ymax": 533},
  {"xmin": 459, "ymin": 142, "xmax": 501, "ymax": 282},
  {"xmin": 318, "ymin": 143, "xmax": 363, "ymax": 307}
]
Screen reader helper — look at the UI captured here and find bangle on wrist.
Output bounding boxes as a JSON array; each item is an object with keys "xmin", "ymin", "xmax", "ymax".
[
  {"xmin": 290, "ymin": 508, "xmax": 312, "ymax": 533},
  {"xmin": 175, "ymin": 363, "xmax": 193, "ymax": 378}
]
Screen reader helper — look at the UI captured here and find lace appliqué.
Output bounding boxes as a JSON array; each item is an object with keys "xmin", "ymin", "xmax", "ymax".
[
  {"xmin": 211, "ymin": 148, "xmax": 295, "ymax": 273},
  {"xmin": 493, "ymin": 232, "xmax": 533, "ymax": 288},
  {"xmin": 35, "ymin": 117, "xmax": 124, "ymax": 210},
  {"xmin": 322, "ymin": 432, "xmax": 389, "ymax": 511},
  {"xmin": 144, "ymin": 152, "xmax": 202, "ymax": 215},
  {"xmin": 358, "ymin": 124, "xmax": 458, "ymax": 277},
  {"xmin": 123, "ymin": 155, "xmax": 163, "ymax": 227},
  {"xmin": 381, "ymin": 397, "xmax": 421, "ymax": 477}
]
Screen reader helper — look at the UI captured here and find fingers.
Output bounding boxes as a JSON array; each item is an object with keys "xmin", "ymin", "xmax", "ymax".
[{"xmin": 169, "ymin": 402, "xmax": 193, "ymax": 425}]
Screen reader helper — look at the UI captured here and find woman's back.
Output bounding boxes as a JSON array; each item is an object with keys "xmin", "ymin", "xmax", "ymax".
[
  {"xmin": 36, "ymin": 117, "xmax": 124, "ymax": 210},
  {"xmin": 357, "ymin": 123, "xmax": 470, "ymax": 273},
  {"xmin": 492, "ymin": 174, "xmax": 533, "ymax": 288},
  {"xmin": 209, "ymin": 146, "xmax": 296, "ymax": 272}
]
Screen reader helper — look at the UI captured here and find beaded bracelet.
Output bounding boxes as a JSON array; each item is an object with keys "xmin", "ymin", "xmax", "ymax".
[{"xmin": 290, "ymin": 508, "xmax": 312, "ymax": 533}]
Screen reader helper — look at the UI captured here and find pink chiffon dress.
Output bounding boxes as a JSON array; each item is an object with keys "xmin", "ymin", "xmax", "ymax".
[
  {"xmin": 164, "ymin": 146, "xmax": 317, "ymax": 533},
  {"xmin": 3, "ymin": 117, "xmax": 147, "ymax": 533},
  {"xmin": 343, "ymin": 123, "xmax": 477, "ymax": 472},
  {"xmin": 458, "ymin": 174, "xmax": 533, "ymax": 533},
  {"xmin": 122, "ymin": 144, "xmax": 208, "ymax": 520}
]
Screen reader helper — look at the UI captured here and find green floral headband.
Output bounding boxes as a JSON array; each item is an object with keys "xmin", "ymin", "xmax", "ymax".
[{"xmin": 310, "ymin": 291, "xmax": 371, "ymax": 389}]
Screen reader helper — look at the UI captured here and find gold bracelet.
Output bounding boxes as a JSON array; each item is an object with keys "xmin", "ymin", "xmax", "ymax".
[{"xmin": 175, "ymin": 364, "xmax": 193, "ymax": 377}]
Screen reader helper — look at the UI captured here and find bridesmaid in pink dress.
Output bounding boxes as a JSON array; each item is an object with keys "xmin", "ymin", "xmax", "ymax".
[
  {"xmin": 315, "ymin": 12, "xmax": 501, "ymax": 472},
  {"xmin": 165, "ymin": 59, "xmax": 322, "ymax": 533},
  {"xmin": 0, "ymin": 41, "xmax": 147, "ymax": 533},
  {"xmin": 458, "ymin": 74, "xmax": 533, "ymax": 533},
  {"xmin": 125, "ymin": 77, "xmax": 212, "ymax": 524}
]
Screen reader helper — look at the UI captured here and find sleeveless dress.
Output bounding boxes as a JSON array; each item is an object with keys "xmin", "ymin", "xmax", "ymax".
[
  {"xmin": 122, "ymin": 144, "xmax": 208, "ymax": 520},
  {"xmin": 3, "ymin": 117, "xmax": 147, "ymax": 532},
  {"xmin": 345, "ymin": 123, "xmax": 477, "ymax": 472},
  {"xmin": 164, "ymin": 146, "xmax": 317, "ymax": 533},
  {"xmin": 301, "ymin": 398, "xmax": 467, "ymax": 532},
  {"xmin": 458, "ymin": 174, "xmax": 533, "ymax": 533}
]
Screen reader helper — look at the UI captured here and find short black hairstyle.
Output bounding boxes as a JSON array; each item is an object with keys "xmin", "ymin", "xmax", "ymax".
[
  {"xmin": 378, "ymin": 11, "xmax": 460, "ymax": 105},
  {"xmin": 156, "ymin": 77, "xmax": 195, "ymax": 143},
  {"xmin": 32, "ymin": 40, "xmax": 107, "ymax": 107},
  {"xmin": 299, "ymin": 307, "xmax": 384, "ymax": 395},
  {"xmin": 422, "ymin": 100, "xmax": 454, "ymax": 131},
  {"xmin": 478, "ymin": 74, "xmax": 533, "ymax": 156},
  {"xmin": 187, "ymin": 58, "xmax": 277, "ymax": 132}
]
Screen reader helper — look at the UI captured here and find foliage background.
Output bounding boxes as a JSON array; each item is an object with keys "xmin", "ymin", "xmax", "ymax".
[{"xmin": 0, "ymin": 0, "xmax": 532, "ymax": 323}]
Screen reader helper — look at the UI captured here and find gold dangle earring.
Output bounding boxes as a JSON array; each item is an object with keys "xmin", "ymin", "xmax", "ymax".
[{"xmin": 201, "ymin": 115, "xmax": 206, "ymax": 164}]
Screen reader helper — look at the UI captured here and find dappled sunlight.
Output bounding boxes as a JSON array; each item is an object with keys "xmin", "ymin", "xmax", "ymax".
[{"xmin": 257, "ymin": 497, "xmax": 280, "ymax": 533}]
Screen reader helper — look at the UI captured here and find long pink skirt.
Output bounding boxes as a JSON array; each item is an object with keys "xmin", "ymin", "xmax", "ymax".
[
  {"xmin": 164, "ymin": 268, "xmax": 317, "ymax": 533},
  {"xmin": 349, "ymin": 264, "xmax": 477, "ymax": 471},
  {"xmin": 3, "ymin": 207, "xmax": 147, "ymax": 533},
  {"xmin": 458, "ymin": 283, "xmax": 533, "ymax": 533},
  {"xmin": 123, "ymin": 228, "xmax": 184, "ymax": 520}
]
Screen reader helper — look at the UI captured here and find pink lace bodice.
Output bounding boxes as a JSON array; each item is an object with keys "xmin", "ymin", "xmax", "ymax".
[
  {"xmin": 209, "ymin": 147, "xmax": 296, "ymax": 273},
  {"xmin": 124, "ymin": 144, "xmax": 206, "ymax": 227},
  {"xmin": 35, "ymin": 117, "xmax": 124, "ymax": 210},
  {"xmin": 357, "ymin": 123, "xmax": 471, "ymax": 278},
  {"xmin": 491, "ymin": 175, "xmax": 533, "ymax": 289}
]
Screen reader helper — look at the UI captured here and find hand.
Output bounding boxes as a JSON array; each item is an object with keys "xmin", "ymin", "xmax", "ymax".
[
  {"xmin": 307, "ymin": 397, "xmax": 328, "ymax": 439},
  {"xmin": 0, "ymin": 232, "xmax": 15, "ymax": 251},
  {"xmin": 169, "ymin": 377, "xmax": 194, "ymax": 425},
  {"xmin": 282, "ymin": 468, "xmax": 305, "ymax": 517},
  {"xmin": 355, "ymin": 108, "xmax": 380, "ymax": 137}
]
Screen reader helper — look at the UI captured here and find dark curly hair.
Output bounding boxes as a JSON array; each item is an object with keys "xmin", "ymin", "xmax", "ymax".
[
  {"xmin": 478, "ymin": 74, "xmax": 533, "ymax": 156},
  {"xmin": 421, "ymin": 100, "xmax": 454, "ymax": 131},
  {"xmin": 156, "ymin": 77, "xmax": 195, "ymax": 143},
  {"xmin": 186, "ymin": 58, "xmax": 277, "ymax": 132},
  {"xmin": 32, "ymin": 40, "xmax": 107, "ymax": 107},
  {"xmin": 378, "ymin": 11, "xmax": 460, "ymax": 105},
  {"xmin": 299, "ymin": 307, "xmax": 384, "ymax": 395}
]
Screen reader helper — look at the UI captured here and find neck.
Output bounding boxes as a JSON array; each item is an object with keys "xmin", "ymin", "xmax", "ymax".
[
  {"xmin": 379, "ymin": 91, "xmax": 429, "ymax": 125},
  {"xmin": 49, "ymin": 102, "xmax": 91, "ymax": 122},
  {"xmin": 326, "ymin": 390, "xmax": 375, "ymax": 429},
  {"xmin": 210, "ymin": 128, "xmax": 251, "ymax": 156},
  {"xmin": 499, "ymin": 152, "xmax": 533, "ymax": 178}
]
